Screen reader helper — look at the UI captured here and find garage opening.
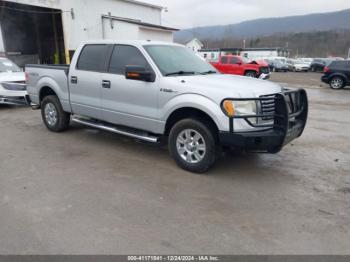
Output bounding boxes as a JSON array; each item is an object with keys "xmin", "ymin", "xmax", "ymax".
[{"xmin": 0, "ymin": 0, "xmax": 66, "ymax": 66}]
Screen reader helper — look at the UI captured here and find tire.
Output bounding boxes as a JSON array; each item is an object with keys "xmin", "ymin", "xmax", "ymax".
[
  {"xmin": 41, "ymin": 95, "xmax": 70, "ymax": 132},
  {"xmin": 330, "ymin": 76, "xmax": 345, "ymax": 90},
  {"xmin": 168, "ymin": 118, "xmax": 220, "ymax": 174},
  {"xmin": 244, "ymin": 71, "xmax": 257, "ymax": 78}
]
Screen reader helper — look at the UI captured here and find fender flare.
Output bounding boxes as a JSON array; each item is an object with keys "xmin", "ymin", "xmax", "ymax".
[{"xmin": 161, "ymin": 93, "xmax": 226, "ymax": 131}]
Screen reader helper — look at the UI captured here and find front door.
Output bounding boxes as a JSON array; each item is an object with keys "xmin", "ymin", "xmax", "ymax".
[
  {"xmin": 230, "ymin": 57, "xmax": 243, "ymax": 75},
  {"xmin": 69, "ymin": 44, "xmax": 110, "ymax": 120},
  {"xmin": 100, "ymin": 45, "xmax": 160, "ymax": 133}
]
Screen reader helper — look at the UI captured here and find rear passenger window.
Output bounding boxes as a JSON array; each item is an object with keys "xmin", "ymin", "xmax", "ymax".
[
  {"xmin": 221, "ymin": 57, "xmax": 229, "ymax": 64},
  {"xmin": 77, "ymin": 45, "xmax": 109, "ymax": 71},
  {"xmin": 109, "ymin": 45, "xmax": 151, "ymax": 75}
]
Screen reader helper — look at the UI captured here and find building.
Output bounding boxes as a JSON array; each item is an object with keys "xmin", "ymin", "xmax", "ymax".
[
  {"xmin": 199, "ymin": 48, "xmax": 242, "ymax": 61},
  {"xmin": 185, "ymin": 38, "xmax": 203, "ymax": 53},
  {"xmin": 0, "ymin": 0, "xmax": 177, "ymax": 65},
  {"xmin": 199, "ymin": 47, "xmax": 290, "ymax": 61},
  {"xmin": 240, "ymin": 48, "xmax": 290, "ymax": 60}
]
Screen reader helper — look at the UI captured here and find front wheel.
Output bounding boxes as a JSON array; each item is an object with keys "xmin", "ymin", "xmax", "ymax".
[
  {"xmin": 41, "ymin": 95, "xmax": 70, "ymax": 132},
  {"xmin": 244, "ymin": 71, "xmax": 257, "ymax": 78},
  {"xmin": 330, "ymin": 76, "xmax": 345, "ymax": 89},
  {"xmin": 168, "ymin": 119, "xmax": 219, "ymax": 173}
]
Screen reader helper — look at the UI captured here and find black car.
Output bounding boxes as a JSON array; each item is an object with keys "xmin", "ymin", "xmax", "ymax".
[
  {"xmin": 321, "ymin": 61, "xmax": 350, "ymax": 89},
  {"xmin": 310, "ymin": 58, "xmax": 333, "ymax": 72}
]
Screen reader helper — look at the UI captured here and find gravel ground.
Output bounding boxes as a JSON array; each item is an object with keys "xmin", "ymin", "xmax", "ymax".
[
  {"xmin": 270, "ymin": 71, "xmax": 329, "ymax": 89},
  {"xmin": 0, "ymin": 73, "xmax": 349, "ymax": 254}
]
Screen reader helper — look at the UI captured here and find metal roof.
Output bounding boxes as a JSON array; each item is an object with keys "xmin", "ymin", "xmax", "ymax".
[{"xmin": 102, "ymin": 15, "xmax": 179, "ymax": 31}]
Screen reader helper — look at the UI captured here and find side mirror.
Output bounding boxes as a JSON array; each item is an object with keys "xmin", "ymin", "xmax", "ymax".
[
  {"xmin": 125, "ymin": 66, "xmax": 155, "ymax": 82},
  {"xmin": 236, "ymin": 61, "xmax": 242, "ymax": 65}
]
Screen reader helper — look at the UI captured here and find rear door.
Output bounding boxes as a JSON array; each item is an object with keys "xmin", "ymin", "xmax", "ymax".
[
  {"xmin": 218, "ymin": 56, "xmax": 230, "ymax": 73},
  {"xmin": 69, "ymin": 44, "xmax": 111, "ymax": 120},
  {"xmin": 100, "ymin": 44, "xmax": 160, "ymax": 133}
]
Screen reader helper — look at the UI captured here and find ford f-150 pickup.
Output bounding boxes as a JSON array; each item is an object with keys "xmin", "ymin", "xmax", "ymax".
[
  {"xmin": 211, "ymin": 55, "xmax": 271, "ymax": 79},
  {"xmin": 26, "ymin": 41, "xmax": 308, "ymax": 173}
]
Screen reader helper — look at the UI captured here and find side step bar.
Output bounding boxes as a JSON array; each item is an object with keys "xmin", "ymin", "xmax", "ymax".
[{"xmin": 72, "ymin": 116, "xmax": 160, "ymax": 143}]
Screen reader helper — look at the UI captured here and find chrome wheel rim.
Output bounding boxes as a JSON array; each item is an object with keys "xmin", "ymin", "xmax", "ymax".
[
  {"xmin": 176, "ymin": 129, "xmax": 206, "ymax": 164},
  {"xmin": 331, "ymin": 78, "xmax": 343, "ymax": 89},
  {"xmin": 44, "ymin": 103, "xmax": 58, "ymax": 126}
]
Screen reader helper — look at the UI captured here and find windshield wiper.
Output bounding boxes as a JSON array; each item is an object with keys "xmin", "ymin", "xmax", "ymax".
[
  {"xmin": 165, "ymin": 71, "xmax": 197, "ymax": 76},
  {"xmin": 200, "ymin": 70, "xmax": 217, "ymax": 75}
]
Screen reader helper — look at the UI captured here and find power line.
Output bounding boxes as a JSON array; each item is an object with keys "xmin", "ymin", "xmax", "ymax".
[{"xmin": 0, "ymin": 5, "xmax": 71, "ymax": 14}]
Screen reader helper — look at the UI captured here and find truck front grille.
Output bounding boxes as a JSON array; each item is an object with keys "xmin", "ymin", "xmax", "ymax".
[
  {"xmin": 260, "ymin": 67, "xmax": 270, "ymax": 74},
  {"xmin": 259, "ymin": 95, "xmax": 276, "ymax": 122}
]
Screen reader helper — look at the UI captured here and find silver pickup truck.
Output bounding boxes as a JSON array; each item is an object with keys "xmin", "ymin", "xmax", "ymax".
[{"xmin": 26, "ymin": 40, "xmax": 308, "ymax": 173}]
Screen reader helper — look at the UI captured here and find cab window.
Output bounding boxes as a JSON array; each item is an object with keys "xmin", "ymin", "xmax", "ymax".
[
  {"xmin": 76, "ymin": 44, "xmax": 109, "ymax": 72},
  {"xmin": 230, "ymin": 57, "xmax": 240, "ymax": 64},
  {"xmin": 109, "ymin": 45, "xmax": 152, "ymax": 75}
]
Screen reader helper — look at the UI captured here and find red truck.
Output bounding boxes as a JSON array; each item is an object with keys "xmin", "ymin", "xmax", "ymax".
[{"xmin": 211, "ymin": 55, "xmax": 271, "ymax": 79}]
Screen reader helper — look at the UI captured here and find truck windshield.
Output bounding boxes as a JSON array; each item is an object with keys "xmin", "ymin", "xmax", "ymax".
[
  {"xmin": 144, "ymin": 45, "xmax": 217, "ymax": 76},
  {"xmin": 0, "ymin": 59, "xmax": 21, "ymax": 73}
]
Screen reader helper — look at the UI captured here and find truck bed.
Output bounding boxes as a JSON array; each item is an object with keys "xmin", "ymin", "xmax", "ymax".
[
  {"xmin": 26, "ymin": 64, "xmax": 70, "ymax": 73},
  {"xmin": 25, "ymin": 64, "xmax": 71, "ymax": 112}
]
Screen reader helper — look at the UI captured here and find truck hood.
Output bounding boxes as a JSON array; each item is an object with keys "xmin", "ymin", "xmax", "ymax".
[{"xmin": 169, "ymin": 74, "xmax": 282, "ymax": 99}]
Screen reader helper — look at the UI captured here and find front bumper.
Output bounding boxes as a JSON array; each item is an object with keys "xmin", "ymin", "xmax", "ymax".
[
  {"xmin": 259, "ymin": 73, "xmax": 271, "ymax": 80},
  {"xmin": 219, "ymin": 89, "xmax": 308, "ymax": 153},
  {"xmin": 321, "ymin": 75, "xmax": 330, "ymax": 84}
]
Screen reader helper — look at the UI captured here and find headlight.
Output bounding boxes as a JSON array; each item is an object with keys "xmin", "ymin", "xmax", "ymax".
[{"xmin": 222, "ymin": 100, "xmax": 257, "ymax": 117}]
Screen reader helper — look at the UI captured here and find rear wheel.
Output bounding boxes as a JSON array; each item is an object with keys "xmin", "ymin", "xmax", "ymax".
[
  {"xmin": 330, "ymin": 76, "xmax": 345, "ymax": 89},
  {"xmin": 41, "ymin": 95, "xmax": 70, "ymax": 132},
  {"xmin": 244, "ymin": 71, "xmax": 257, "ymax": 78},
  {"xmin": 168, "ymin": 119, "xmax": 219, "ymax": 173}
]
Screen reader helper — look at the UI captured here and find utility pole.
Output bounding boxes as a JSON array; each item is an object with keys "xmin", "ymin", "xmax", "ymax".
[{"xmin": 348, "ymin": 47, "xmax": 350, "ymax": 59}]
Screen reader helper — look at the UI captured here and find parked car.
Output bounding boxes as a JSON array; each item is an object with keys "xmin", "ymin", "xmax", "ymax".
[
  {"xmin": 0, "ymin": 57, "xmax": 27, "ymax": 105},
  {"xmin": 269, "ymin": 59, "xmax": 289, "ymax": 72},
  {"xmin": 299, "ymin": 58, "xmax": 313, "ymax": 66},
  {"xmin": 264, "ymin": 59, "xmax": 275, "ymax": 72},
  {"xmin": 310, "ymin": 58, "xmax": 332, "ymax": 72},
  {"xmin": 211, "ymin": 55, "xmax": 270, "ymax": 79},
  {"xmin": 287, "ymin": 59, "xmax": 310, "ymax": 72},
  {"xmin": 26, "ymin": 41, "xmax": 308, "ymax": 173},
  {"xmin": 321, "ymin": 60, "xmax": 350, "ymax": 89}
]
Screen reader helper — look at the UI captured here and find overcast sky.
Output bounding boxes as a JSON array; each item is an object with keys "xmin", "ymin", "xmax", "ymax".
[{"xmin": 143, "ymin": 0, "xmax": 350, "ymax": 29}]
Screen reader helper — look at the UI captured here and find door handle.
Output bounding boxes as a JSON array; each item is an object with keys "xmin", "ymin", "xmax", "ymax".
[
  {"xmin": 71, "ymin": 76, "xmax": 78, "ymax": 84},
  {"xmin": 102, "ymin": 80, "xmax": 111, "ymax": 89}
]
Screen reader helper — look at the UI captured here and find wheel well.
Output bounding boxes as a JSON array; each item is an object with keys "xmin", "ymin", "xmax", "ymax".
[
  {"xmin": 244, "ymin": 70, "xmax": 258, "ymax": 75},
  {"xmin": 164, "ymin": 107, "xmax": 218, "ymax": 136},
  {"xmin": 40, "ymin": 87, "xmax": 57, "ymax": 103},
  {"xmin": 331, "ymin": 74, "xmax": 346, "ymax": 81}
]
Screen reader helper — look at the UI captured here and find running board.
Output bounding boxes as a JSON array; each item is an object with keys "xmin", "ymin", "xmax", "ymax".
[{"xmin": 72, "ymin": 116, "xmax": 160, "ymax": 143}]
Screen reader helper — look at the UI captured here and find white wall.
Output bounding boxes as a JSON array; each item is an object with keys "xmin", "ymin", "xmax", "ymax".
[
  {"xmin": 102, "ymin": 20, "xmax": 172, "ymax": 42},
  {"xmin": 4, "ymin": 0, "xmax": 164, "ymax": 50},
  {"xmin": 138, "ymin": 27, "xmax": 173, "ymax": 42},
  {"xmin": 199, "ymin": 50, "xmax": 220, "ymax": 62},
  {"xmin": 241, "ymin": 50, "xmax": 279, "ymax": 60}
]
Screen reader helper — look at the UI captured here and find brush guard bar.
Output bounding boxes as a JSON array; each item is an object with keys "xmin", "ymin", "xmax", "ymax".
[{"xmin": 219, "ymin": 89, "xmax": 308, "ymax": 153}]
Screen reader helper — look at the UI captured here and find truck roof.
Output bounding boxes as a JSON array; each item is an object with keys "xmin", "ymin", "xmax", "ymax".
[{"xmin": 80, "ymin": 40, "xmax": 183, "ymax": 47}]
